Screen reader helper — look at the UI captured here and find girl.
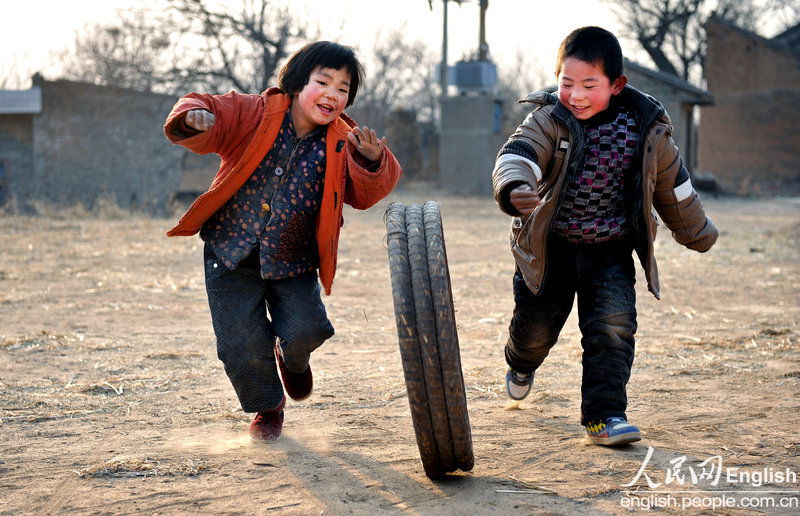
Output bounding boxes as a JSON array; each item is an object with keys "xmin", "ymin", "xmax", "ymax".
[{"xmin": 164, "ymin": 41, "xmax": 402, "ymax": 439}]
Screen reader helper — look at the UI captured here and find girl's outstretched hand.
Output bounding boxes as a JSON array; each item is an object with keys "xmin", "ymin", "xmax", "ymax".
[
  {"xmin": 185, "ymin": 109, "xmax": 216, "ymax": 131},
  {"xmin": 348, "ymin": 125, "xmax": 386, "ymax": 163}
]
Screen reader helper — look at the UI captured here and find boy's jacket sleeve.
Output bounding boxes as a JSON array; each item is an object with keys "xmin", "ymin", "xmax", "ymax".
[
  {"xmin": 652, "ymin": 134, "xmax": 719, "ymax": 252},
  {"xmin": 492, "ymin": 109, "xmax": 554, "ymax": 215}
]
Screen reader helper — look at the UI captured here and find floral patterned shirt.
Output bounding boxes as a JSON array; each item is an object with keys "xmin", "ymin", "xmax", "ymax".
[{"xmin": 200, "ymin": 109, "xmax": 326, "ymax": 279}]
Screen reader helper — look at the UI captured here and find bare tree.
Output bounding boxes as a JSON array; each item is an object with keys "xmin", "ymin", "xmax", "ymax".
[
  {"xmin": 494, "ymin": 49, "xmax": 551, "ymax": 136},
  {"xmin": 348, "ymin": 30, "xmax": 438, "ymax": 135},
  {"xmin": 59, "ymin": 9, "xmax": 176, "ymax": 92},
  {"xmin": 166, "ymin": 0, "xmax": 312, "ymax": 93},
  {"xmin": 58, "ymin": 0, "xmax": 311, "ymax": 94},
  {"xmin": 341, "ymin": 29, "xmax": 439, "ymax": 179},
  {"xmin": 764, "ymin": 0, "xmax": 800, "ymax": 32},
  {"xmin": 605, "ymin": 0, "xmax": 798, "ymax": 84},
  {"xmin": 1, "ymin": 64, "xmax": 17, "ymax": 89},
  {"xmin": 0, "ymin": 54, "xmax": 37, "ymax": 90}
]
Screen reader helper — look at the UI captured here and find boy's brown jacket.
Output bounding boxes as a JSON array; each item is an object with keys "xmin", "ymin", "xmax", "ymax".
[
  {"xmin": 164, "ymin": 88, "xmax": 402, "ymax": 295},
  {"xmin": 492, "ymin": 86, "xmax": 718, "ymax": 299}
]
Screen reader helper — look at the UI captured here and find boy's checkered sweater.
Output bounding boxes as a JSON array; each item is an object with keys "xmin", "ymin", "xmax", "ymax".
[{"xmin": 552, "ymin": 105, "xmax": 639, "ymax": 243}]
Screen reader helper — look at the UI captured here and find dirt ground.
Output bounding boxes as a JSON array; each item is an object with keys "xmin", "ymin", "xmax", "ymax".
[{"xmin": 1, "ymin": 188, "xmax": 799, "ymax": 515}]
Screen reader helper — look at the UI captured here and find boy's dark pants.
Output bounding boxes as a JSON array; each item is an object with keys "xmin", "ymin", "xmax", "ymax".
[
  {"xmin": 506, "ymin": 237, "xmax": 637, "ymax": 425},
  {"xmin": 204, "ymin": 244, "xmax": 334, "ymax": 413}
]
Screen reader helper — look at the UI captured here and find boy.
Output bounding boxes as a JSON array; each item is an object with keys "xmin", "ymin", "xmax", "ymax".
[
  {"xmin": 164, "ymin": 41, "xmax": 402, "ymax": 440},
  {"xmin": 491, "ymin": 27, "xmax": 718, "ymax": 445}
]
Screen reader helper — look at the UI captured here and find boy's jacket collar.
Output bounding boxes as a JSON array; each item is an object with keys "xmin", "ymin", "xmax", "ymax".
[{"xmin": 517, "ymin": 85, "xmax": 666, "ymax": 128}]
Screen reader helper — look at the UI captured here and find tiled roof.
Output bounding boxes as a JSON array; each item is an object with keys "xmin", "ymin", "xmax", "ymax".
[
  {"xmin": 0, "ymin": 87, "xmax": 42, "ymax": 114},
  {"xmin": 624, "ymin": 60, "xmax": 713, "ymax": 105}
]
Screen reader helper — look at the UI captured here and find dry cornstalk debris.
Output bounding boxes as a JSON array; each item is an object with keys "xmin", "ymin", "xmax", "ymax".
[
  {"xmin": 64, "ymin": 382, "xmax": 124, "ymax": 396},
  {"xmin": 76, "ymin": 457, "xmax": 207, "ymax": 478},
  {"xmin": 505, "ymin": 475, "xmax": 559, "ymax": 494}
]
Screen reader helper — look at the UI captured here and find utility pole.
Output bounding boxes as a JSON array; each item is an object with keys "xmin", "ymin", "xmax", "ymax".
[
  {"xmin": 431, "ymin": 0, "xmax": 490, "ymax": 94},
  {"xmin": 440, "ymin": 0, "xmax": 449, "ymax": 96},
  {"xmin": 478, "ymin": 0, "xmax": 488, "ymax": 60},
  {"xmin": 437, "ymin": 0, "xmax": 500, "ymax": 196}
]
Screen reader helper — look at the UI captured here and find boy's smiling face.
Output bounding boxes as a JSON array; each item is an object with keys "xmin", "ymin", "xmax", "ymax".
[
  {"xmin": 292, "ymin": 66, "xmax": 351, "ymax": 137},
  {"xmin": 557, "ymin": 57, "xmax": 626, "ymax": 120}
]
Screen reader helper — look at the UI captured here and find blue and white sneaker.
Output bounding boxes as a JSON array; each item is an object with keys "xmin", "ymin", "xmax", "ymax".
[
  {"xmin": 505, "ymin": 369, "xmax": 534, "ymax": 400},
  {"xmin": 584, "ymin": 417, "xmax": 641, "ymax": 446}
]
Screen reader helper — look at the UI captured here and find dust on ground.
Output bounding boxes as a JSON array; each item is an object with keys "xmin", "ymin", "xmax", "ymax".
[{"xmin": 1, "ymin": 189, "xmax": 798, "ymax": 515}]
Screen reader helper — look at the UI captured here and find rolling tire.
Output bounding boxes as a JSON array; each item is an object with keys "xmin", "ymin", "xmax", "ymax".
[
  {"xmin": 385, "ymin": 201, "xmax": 474, "ymax": 478},
  {"xmin": 422, "ymin": 201, "xmax": 474, "ymax": 472},
  {"xmin": 405, "ymin": 204, "xmax": 456, "ymax": 473},
  {"xmin": 385, "ymin": 202, "xmax": 442, "ymax": 479}
]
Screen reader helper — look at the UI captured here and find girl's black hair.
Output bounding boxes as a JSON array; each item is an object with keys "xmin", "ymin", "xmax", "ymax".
[
  {"xmin": 555, "ymin": 26, "xmax": 624, "ymax": 81},
  {"xmin": 278, "ymin": 41, "xmax": 364, "ymax": 107}
]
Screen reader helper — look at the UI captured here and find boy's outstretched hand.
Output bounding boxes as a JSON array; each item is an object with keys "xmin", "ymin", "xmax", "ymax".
[
  {"xmin": 510, "ymin": 184, "xmax": 541, "ymax": 216},
  {"xmin": 348, "ymin": 125, "xmax": 386, "ymax": 163},
  {"xmin": 185, "ymin": 109, "xmax": 216, "ymax": 131}
]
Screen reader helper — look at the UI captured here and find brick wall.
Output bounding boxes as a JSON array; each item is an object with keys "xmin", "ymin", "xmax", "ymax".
[
  {"xmin": 25, "ymin": 79, "xmax": 186, "ymax": 213},
  {"xmin": 624, "ymin": 73, "xmax": 693, "ymax": 170},
  {"xmin": 699, "ymin": 20, "xmax": 800, "ymax": 194},
  {"xmin": 623, "ymin": 62, "xmax": 713, "ymax": 174}
]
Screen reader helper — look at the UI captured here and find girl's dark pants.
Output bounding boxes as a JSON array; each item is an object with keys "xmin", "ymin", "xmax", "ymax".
[
  {"xmin": 506, "ymin": 236, "xmax": 637, "ymax": 425},
  {"xmin": 204, "ymin": 244, "xmax": 334, "ymax": 413}
]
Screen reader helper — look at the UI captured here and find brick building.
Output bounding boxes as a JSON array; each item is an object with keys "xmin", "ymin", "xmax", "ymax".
[
  {"xmin": 699, "ymin": 18, "xmax": 800, "ymax": 194},
  {"xmin": 624, "ymin": 60, "xmax": 713, "ymax": 174},
  {"xmin": 0, "ymin": 75, "xmax": 215, "ymax": 213}
]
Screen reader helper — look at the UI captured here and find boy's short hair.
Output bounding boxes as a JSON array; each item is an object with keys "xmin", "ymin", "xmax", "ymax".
[
  {"xmin": 278, "ymin": 41, "xmax": 364, "ymax": 107},
  {"xmin": 555, "ymin": 26, "xmax": 624, "ymax": 81}
]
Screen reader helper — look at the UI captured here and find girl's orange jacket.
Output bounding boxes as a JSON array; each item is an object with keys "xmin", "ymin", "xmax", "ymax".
[{"xmin": 164, "ymin": 87, "xmax": 402, "ymax": 295}]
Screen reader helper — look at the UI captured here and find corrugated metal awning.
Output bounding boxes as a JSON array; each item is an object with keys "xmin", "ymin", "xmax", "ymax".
[{"xmin": 0, "ymin": 87, "xmax": 42, "ymax": 114}]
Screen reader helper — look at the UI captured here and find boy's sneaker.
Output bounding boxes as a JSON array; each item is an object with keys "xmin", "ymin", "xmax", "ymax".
[
  {"xmin": 249, "ymin": 396, "xmax": 286, "ymax": 440},
  {"xmin": 274, "ymin": 339, "xmax": 313, "ymax": 401},
  {"xmin": 584, "ymin": 417, "xmax": 641, "ymax": 446},
  {"xmin": 505, "ymin": 369, "xmax": 534, "ymax": 400}
]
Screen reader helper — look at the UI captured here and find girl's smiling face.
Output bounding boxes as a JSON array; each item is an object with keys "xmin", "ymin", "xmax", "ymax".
[
  {"xmin": 291, "ymin": 66, "xmax": 351, "ymax": 137},
  {"xmin": 557, "ymin": 57, "xmax": 626, "ymax": 120}
]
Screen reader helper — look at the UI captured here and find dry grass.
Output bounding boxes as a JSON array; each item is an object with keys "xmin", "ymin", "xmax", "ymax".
[
  {"xmin": 5, "ymin": 195, "xmax": 149, "ymax": 220},
  {"xmin": 0, "ymin": 193, "xmax": 798, "ymax": 514},
  {"xmin": 76, "ymin": 457, "xmax": 207, "ymax": 478}
]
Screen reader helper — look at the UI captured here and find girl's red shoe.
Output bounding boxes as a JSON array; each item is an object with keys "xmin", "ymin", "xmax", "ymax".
[
  {"xmin": 274, "ymin": 340, "xmax": 313, "ymax": 400},
  {"xmin": 249, "ymin": 396, "xmax": 286, "ymax": 440}
]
